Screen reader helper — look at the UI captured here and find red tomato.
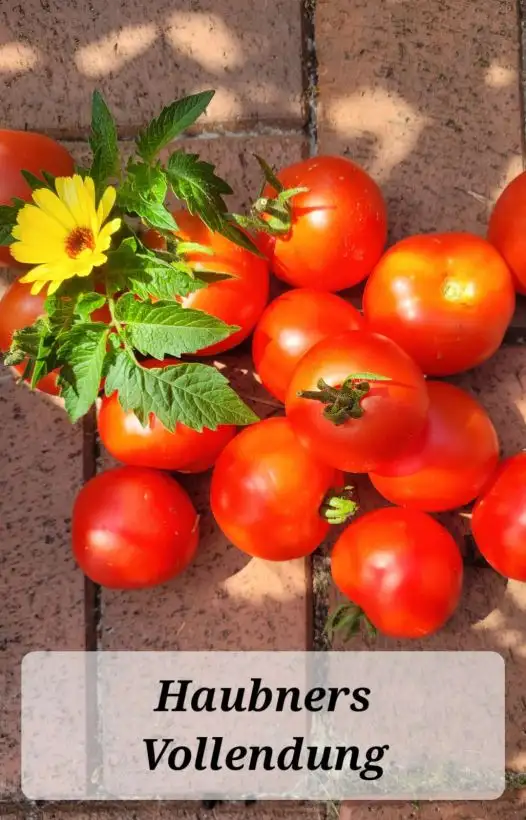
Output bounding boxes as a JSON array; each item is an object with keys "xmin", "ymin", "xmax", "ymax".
[
  {"xmin": 0, "ymin": 276, "xmax": 110, "ymax": 395},
  {"xmin": 369, "ymin": 382, "xmax": 499, "ymax": 512},
  {"xmin": 72, "ymin": 466, "xmax": 199, "ymax": 589},
  {"xmin": 285, "ymin": 330, "xmax": 429, "ymax": 473},
  {"xmin": 0, "ymin": 131, "xmax": 75, "ymax": 267},
  {"xmin": 98, "ymin": 358, "xmax": 237, "ymax": 472},
  {"xmin": 210, "ymin": 416, "xmax": 346, "ymax": 560},
  {"xmin": 331, "ymin": 507, "xmax": 463, "ymax": 638},
  {"xmin": 252, "ymin": 288, "xmax": 366, "ymax": 402},
  {"xmin": 259, "ymin": 155, "xmax": 387, "ymax": 292},
  {"xmin": 363, "ymin": 232, "xmax": 515, "ymax": 376},
  {"xmin": 488, "ymin": 171, "xmax": 526, "ymax": 294},
  {"xmin": 471, "ymin": 453, "xmax": 526, "ymax": 580},
  {"xmin": 144, "ymin": 211, "xmax": 269, "ymax": 355}
]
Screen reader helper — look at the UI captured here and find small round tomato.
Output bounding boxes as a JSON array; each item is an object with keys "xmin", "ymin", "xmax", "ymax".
[
  {"xmin": 369, "ymin": 382, "xmax": 499, "ymax": 512},
  {"xmin": 471, "ymin": 453, "xmax": 526, "ymax": 581},
  {"xmin": 98, "ymin": 358, "xmax": 237, "ymax": 472},
  {"xmin": 0, "ymin": 131, "xmax": 75, "ymax": 267},
  {"xmin": 259, "ymin": 155, "xmax": 387, "ymax": 292},
  {"xmin": 331, "ymin": 507, "xmax": 463, "ymax": 638},
  {"xmin": 285, "ymin": 330, "xmax": 429, "ymax": 473},
  {"xmin": 210, "ymin": 416, "xmax": 348, "ymax": 561},
  {"xmin": 144, "ymin": 211, "xmax": 269, "ymax": 355},
  {"xmin": 252, "ymin": 288, "xmax": 366, "ymax": 402},
  {"xmin": 488, "ymin": 171, "xmax": 526, "ymax": 294},
  {"xmin": 363, "ymin": 232, "xmax": 515, "ymax": 376},
  {"xmin": 72, "ymin": 466, "xmax": 199, "ymax": 589}
]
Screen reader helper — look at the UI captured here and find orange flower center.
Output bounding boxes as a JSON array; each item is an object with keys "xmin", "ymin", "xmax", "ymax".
[{"xmin": 65, "ymin": 227, "xmax": 95, "ymax": 259}]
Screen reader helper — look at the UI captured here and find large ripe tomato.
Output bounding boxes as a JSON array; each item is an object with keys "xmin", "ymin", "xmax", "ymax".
[
  {"xmin": 331, "ymin": 507, "xmax": 463, "ymax": 639},
  {"xmin": 471, "ymin": 453, "xmax": 526, "ymax": 581},
  {"xmin": 72, "ymin": 466, "xmax": 199, "ymax": 589},
  {"xmin": 0, "ymin": 276, "xmax": 110, "ymax": 395},
  {"xmin": 488, "ymin": 171, "xmax": 526, "ymax": 294},
  {"xmin": 144, "ymin": 210, "xmax": 270, "ymax": 356},
  {"xmin": 259, "ymin": 155, "xmax": 387, "ymax": 292},
  {"xmin": 0, "ymin": 131, "xmax": 75, "ymax": 267},
  {"xmin": 252, "ymin": 288, "xmax": 366, "ymax": 403},
  {"xmin": 285, "ymin": 330, "xmax": 429, "ymax": 473},
  {"xmin": 98, "ymin": 358, "xmax": 237, "ymax": 472},
  {"xmin": 210, "ymin": 416, "xmax": 348, "ymax": 560},
  {"xmin": 363, "ymin": 232, "xmax": 515, "ymax": 376},
  {"xmin": 369, "ymin": 382, "xmax": 499, "ymax": 512}
]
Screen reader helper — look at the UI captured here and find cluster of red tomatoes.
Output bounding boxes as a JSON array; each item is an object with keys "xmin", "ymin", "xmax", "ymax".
[{"xmin": 1, "ymin": 138, "xmax": 526, "ymax": 640}]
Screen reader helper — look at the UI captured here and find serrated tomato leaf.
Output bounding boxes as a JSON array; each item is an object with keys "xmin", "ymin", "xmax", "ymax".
[
  {"xmin": 105, "ymin": 348, "xmax": 258, "ymax": 431},
  {"xmin": 89, "ymin": 90, "xmax": 120, "ymax": 193},
  {"xmin": 136, "ymin": 91, "xmax": 215, "ymax": 163},
  {"xmin": 57, "ymin": 322, "xmax": 109, "ymax": 422},
  {"xmin": 166, "ymin": 150, "xmax": 231, "ymax": 232},
  {"xmin": 114, "ymin": 292, "xmax": 238, "ymax": 358},
  {"xmin": 105, "ymin": 238, "xmax": 206, "ymax": 298}
]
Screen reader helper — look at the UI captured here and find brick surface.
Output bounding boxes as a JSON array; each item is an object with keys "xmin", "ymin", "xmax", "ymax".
[
  {"xmin": 339, "ymin": 790, "xmax": 526, "ymax": 819},
  {"xmin": 0, "ymin": 376, "xmax": 85, "ymax": 800},
  {"xmin": 316, "ymin": 0, "xmax": 523, "ymax": 240},
  {"xmin": 0, "ymin": 0, "xmax": 303, "ymax": 134}
]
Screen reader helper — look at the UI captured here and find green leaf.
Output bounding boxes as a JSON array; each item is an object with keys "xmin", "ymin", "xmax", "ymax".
[
  {"xmin": 5, "ymin": 320, "xmax": 45, "ymax": 362},
  {"xmin": 136, "ymin": 91, "xmax": 215, "ymax": 163},
  {"xmin": 166, "ymin": 150, "xmax": 232, "ymax": 232},
  {"xmin": 89, "ymin": 90, "xmax": 120, "ymax": 193},
  {"xmin": 30, "ymin": 326, "xmax": 57, "ymax": 388},
  {"xmin": 74, "ymin": 292, "xmax": 107, "ymax": 321},
  {"xmin": 3, "ymin": 318, "xmax": 57, "ymax": 388},
  {"xmin": 105, "ymin": 348, "xmax": 259, "ymax": 431},
  {"xmin": 45, "ymin": 279, "xmax": 102, "ymax": 329},
  {"xmin": 105, "ymin": 238, "xmax": 206, "ymax": 299},
  {"xmin": 253, "ymin": 154, "xmax": 284, "ymax": 193},
  {"xmin": 125, "ymin": 161, "xmax": 168, "ymax": 201},
  {"xmin": 57, "ymin": 322, "xmax": 109, "ymax": 422},
  {"xmin": 176, "ymin": 241, "xmax": 214, "ymax": 256},
  {"xmin": 117, "ymin": 161, "xmax": 176, "ymax": 230},
  {"xmin": 221, "ymin": 219, "xmax": 265, "ymax": 256},
  {"xmin": 114, "ymin": 292, "xmax": 237, "ymax": 358},
  {"xmin": 0, "ymin": 201, "xmax": 23, "ymax": 246},
  {"xmin": 20, "ymin": 170, "xmax": 55, "ymax": 191},
  {"xmin": 191, "ymin": 269, "xmax": 237, "ymax": 283}
]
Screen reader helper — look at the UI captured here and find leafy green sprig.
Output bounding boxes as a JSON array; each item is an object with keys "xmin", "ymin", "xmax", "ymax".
[{"xmin": 0, "ymin": 90, "xmax": 286, "ymax": 431}]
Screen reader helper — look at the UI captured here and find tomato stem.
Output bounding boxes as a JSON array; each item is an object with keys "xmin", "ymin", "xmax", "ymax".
[
  {"xmin": 325, "ymin": 602, "xmax": 377, "ymax": 643},
  {"xmin": 298, "ymin": 373, "xmax": 390, "ymax": 426},
  {"xmin": 320, "ymin": 485, "xmax": 359, "ymax": 525}
]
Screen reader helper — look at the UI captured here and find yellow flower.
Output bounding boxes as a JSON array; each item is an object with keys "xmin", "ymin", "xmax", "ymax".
[{"xmin": 11, "ymin": 175, "xmax": 121, "ymax": 295}]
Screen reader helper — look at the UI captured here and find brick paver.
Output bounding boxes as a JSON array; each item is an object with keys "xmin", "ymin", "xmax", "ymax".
[
  {"xmin": 0, "ymin": 0, "xmax": 304, "ymax": 134},
  {"xmin": 316, "ymin": 0, "xmax": 523, "ymax": 240}
]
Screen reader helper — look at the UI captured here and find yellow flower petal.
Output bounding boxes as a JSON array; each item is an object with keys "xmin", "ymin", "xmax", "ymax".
[
  {"xmin": 31, "ymin": 188, "xmax": 76, "ymax": 232},
  {"xmin": 97, "ymin": 186, "xmax": 116, "ymax": 227}
]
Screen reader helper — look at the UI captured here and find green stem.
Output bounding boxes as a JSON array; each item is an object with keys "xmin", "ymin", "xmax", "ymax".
[
  {"xmin": 325, "ymin": 602, "xmax": 377, "ymax": 643},
  {"xmin": 298, "ymin": 372, "xmax": 391, "ymax": 426},
  {"xmin": 320, "ymin": 485, "xmax": 359, "ymax": 525}
]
